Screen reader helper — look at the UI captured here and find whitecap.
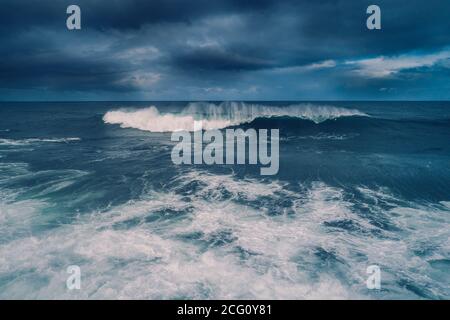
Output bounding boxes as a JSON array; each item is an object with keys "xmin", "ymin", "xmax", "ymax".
[
  {"xmin": 0, "ymin": 137, "xmax": 81, "ymax": 146},
  {"xmin": 103, "ymin": 102, "xmax": 368, "ymax": 132}
]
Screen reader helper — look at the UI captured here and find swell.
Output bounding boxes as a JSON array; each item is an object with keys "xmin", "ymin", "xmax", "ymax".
[
  {"xmin": 238, "ymin": 114, "xmax": 450, "ymax": 135},
  {"xmin": 103, "ymin": 101, "xmax": 369, "ymax": 132}
]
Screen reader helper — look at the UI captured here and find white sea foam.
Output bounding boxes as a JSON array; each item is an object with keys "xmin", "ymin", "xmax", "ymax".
[
  {"xmin": 0, "ymin": 162, "xmax": 29, "ymax": 182},
  {"xmin": 0, "ymin": 137, "xmax": 81, "ymax": 146},
  {"xmin": 103, "ymin": 102, "xmax": 368, "ymax": 132},
  {"xmin": 0, "ymin": 162, "xmax": 91, "ymax": 247},
  {"xmin": 0, "ymin": 139, "xmax": 25, "ymax": 146},
  {"xmin": 1, "ymin": 169, "xmax": 448, "ymax": 299},
  {"xmin": 0, "ymin": 174, "xmax": 358, "ymax": 299}
]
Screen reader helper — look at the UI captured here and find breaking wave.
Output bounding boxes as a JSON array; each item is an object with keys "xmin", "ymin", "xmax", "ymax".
[{"xmin": 103, "ymin": 102, "xmax": 368, "ymax": 132}]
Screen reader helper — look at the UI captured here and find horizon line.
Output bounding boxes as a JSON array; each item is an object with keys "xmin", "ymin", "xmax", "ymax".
[{"xmin": 1, "ymin": 99, "xmax": 450, "ymax": 103}]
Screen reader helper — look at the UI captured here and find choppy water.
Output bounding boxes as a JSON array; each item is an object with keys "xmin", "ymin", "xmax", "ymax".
[{"xmin": 0, "ymin": 101, "xmax": 449, "ymax": 299}]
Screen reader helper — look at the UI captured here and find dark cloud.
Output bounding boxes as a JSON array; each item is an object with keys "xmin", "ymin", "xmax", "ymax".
[
  {"xmin": 173, "ymin": 47, "xmax": 276, "ymax": 71},
  {"xmin": 0, "ymin": 0, "xmax": 449, "ymax": 100},
  {"xmin": 0, "ymin": 0, "xmax": 278, "ymax": 31}
]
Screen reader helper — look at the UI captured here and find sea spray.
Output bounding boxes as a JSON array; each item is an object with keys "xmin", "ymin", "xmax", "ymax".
[{"xmin": 102, "ymin": 102, "xmax": 368, "ymax": 132}]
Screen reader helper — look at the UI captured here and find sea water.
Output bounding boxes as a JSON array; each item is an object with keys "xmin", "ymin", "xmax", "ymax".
[{"xmin": 0, "ymin": 101, "xmax": 449, "ymax": 299}]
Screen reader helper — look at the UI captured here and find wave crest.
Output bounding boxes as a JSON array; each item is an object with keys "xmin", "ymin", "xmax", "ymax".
[{"xmin": 103, "ymin": 102, "xmax": 368, "ymax": 132}]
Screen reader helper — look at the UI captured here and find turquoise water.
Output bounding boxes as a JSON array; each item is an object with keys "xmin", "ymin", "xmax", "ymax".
[{"xmin": 0, "ymin": 101, "xmax": 449, "ymax": 299}]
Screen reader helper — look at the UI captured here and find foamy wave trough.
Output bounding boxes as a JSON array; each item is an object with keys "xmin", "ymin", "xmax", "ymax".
[
  {"xmin": 103, "ymin": 102, "xmax": 368, "ymax": 132},
  {"xmin": 1, "ymin": 169, "xmax": 448, "ymax": 299}
]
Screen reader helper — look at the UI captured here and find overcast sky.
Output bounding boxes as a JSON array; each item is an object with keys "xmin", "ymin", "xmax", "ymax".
[{"xmin": 1, "ymin": 0, "xmax": 449, "ymax": 101}]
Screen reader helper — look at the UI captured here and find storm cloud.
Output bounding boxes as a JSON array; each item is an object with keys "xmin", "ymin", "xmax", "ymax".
[{"xmin": 0, "ymin": 0, "xmax": 449, "ymax": 100}]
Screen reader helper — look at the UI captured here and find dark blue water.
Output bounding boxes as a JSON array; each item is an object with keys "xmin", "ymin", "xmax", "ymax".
[{"xmin": 0, "ymin": 101, "xmax": 449, "ymax": 299}]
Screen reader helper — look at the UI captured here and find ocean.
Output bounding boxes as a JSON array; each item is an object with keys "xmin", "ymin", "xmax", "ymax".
[{"xmin": 0, "ymin": 101, "xmax": 449, "ymax": 299}]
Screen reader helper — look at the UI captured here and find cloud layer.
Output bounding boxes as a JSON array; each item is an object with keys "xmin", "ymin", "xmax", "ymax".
[{"xmin": 0, "ymin": 0, "xmax": 449, "ymax": 100}]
